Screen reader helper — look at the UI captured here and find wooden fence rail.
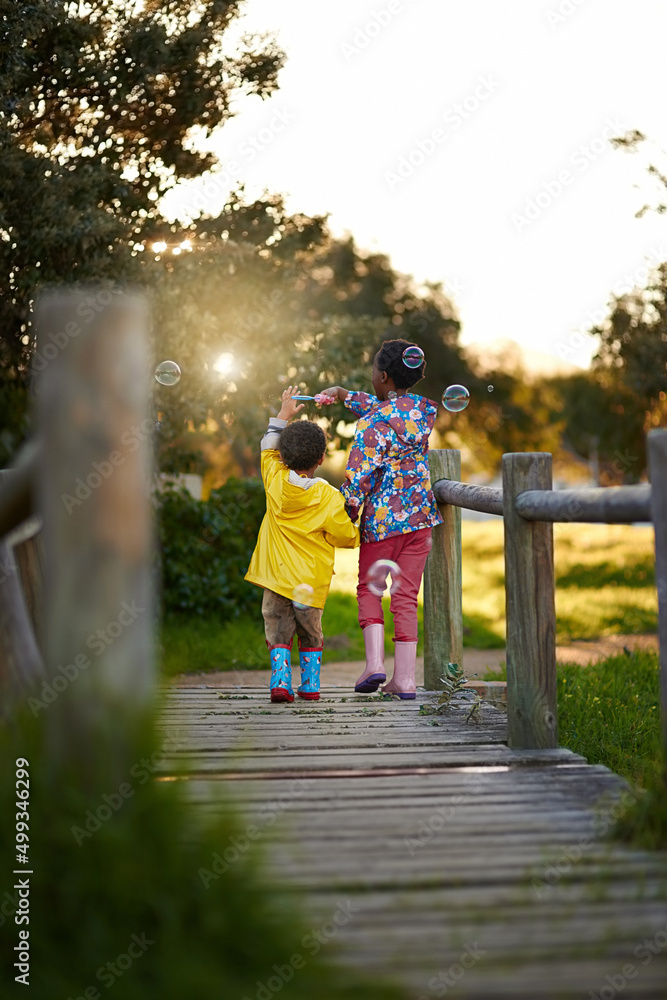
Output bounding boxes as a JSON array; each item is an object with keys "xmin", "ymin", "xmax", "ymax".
[{"xmin": 425, "ymin": 442, "xmax": 666, "ymax": 766}]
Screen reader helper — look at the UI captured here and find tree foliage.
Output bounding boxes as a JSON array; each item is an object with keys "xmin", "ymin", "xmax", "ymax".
[
  {"xmin": 0, "ymin": 0, "xmax": 472, "ymax": 475},
  {"xmin": 592, "ymin": 266, "xmax": 667, "ymax": 407},
  {"xmin": 547, "ymin": 371, "xmax": 649, "ymax": 485},
  {"xmin": 0, "ymin": 0, "xmax": 283, "ymax": 461},
  {"xmin": 579, "ymin": 130, "xmax": 667, "ymax": 480}
]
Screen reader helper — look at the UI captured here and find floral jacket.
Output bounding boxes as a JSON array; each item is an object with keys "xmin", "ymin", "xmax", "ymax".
[{"xmin": 340, "ymin": 391, "xmax": 443, "ymax": 543}]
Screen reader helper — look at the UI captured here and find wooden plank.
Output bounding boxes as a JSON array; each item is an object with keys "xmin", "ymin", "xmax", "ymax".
[
  {"xmin": 300, "ymin": 883, "xmax": 667, "ymax": 912},
  {"xmin": 502, "ymin": 452, "xmax": 557, "ymax": 749},
  {"xmin": 648, "ymin": 429, "xmax": 667, "ymax": 780},
  {"xmin": 423, "ymin": 449, "xmax": 462, "ymax": 689},
  {"xmin": 158, "ymin": 747, "xmax": 586, "ymax": 775},
  {"xmin": 34, "ymin": 289, "xmax": 155, "ymax": 779}
]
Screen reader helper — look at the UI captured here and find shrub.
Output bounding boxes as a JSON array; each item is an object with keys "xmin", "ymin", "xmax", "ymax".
[{"xmin": 156, "ymin": 478, "xmax": 265, "ymax": 618}]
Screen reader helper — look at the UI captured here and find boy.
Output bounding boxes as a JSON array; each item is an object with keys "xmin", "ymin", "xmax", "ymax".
[{"xmin": 245, "ymin": 386, "xmax": 359, "ymax": 702}]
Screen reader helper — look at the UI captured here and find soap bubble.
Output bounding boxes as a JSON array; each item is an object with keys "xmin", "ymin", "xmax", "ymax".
[
  {"xmin": 402, "ymin": 345, "xmax": 425, "ymax": 369},
  {"xmin": 442, "ymin": 384, "xmax": 470, "ymax": 412},
  {"xmin": 366, "ymin": 559, "xmax": 401, "ymax": 598},
  {"xmin": 292, "ymin": 583, "xmax": 314, "ymax": 609},
  {"xmin": 154, "ymin": 360, "xmax": 181, "ymax": 386},
  {"xmin": 487, "ymin": 385, "xmax": 494, "ymax": 392}
]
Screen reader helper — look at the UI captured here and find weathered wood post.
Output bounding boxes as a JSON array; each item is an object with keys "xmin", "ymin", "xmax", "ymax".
[
  {"xmin": 503, "ymin": 453, "xmax": 557, "ymax": 748},
  {"xmin": 424, "ymin": 449, "xmax": 462, "ymax": 690},
  {"xmin": 647, "ymin": 429, "xmax": 667, "ymax": 781},
  {"xmin": 33, "ymin": 288, "xmax": 155, "ymax": 781}
]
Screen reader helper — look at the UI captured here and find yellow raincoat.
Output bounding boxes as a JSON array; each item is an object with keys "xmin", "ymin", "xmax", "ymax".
[{"xmin": 245, "ymin": 449, "xmax": 359, "ymax": 609}]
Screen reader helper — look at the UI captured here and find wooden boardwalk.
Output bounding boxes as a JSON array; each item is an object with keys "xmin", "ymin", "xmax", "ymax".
[{"xmin": 159, "ymin": 684, "xmax": 667, "ymax": 999}]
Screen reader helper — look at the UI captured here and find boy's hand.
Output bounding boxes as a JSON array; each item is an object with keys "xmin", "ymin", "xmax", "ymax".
[{"xmin": 277, "ymin": 386, "xmax": 305, "ymax": 421}]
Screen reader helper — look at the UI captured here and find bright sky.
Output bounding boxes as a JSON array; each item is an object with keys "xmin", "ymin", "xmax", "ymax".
[{"xmin": 164, "ymin": 0, "xmax": 667, "ymax": 372}]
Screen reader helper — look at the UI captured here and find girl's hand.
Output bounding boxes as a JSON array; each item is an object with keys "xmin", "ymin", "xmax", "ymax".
[
  {"xmin": 277, "ymin": 386, "xmax": 305, "ymax": 421},
  {"xmin": 319, "ymin": 386, "xmax": 348, "ymax": 403},
  {"xmin": 314, "ymin": 391, "xmax": 337, "ymax": 406}
]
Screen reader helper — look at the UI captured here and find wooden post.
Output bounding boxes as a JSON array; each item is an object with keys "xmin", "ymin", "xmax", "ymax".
[
  {"xmin": 503, "ymin": 453, "xmax": 557, "ymax": 748},
  {"xmin": 647, "ymin": 429, "xmax": 667, "ymax": 781},
  {"xmin": 424, "ymin": 449, "xmax": 462, "ymax": 690},
  {"xmin": 34, "ymin": 289, "xmax": 155, "ymax": 780}
]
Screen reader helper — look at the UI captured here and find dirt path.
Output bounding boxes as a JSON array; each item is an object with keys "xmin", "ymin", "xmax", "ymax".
[{"xmin": 170, "ymin": 632, "xmax": 658, "ymax": 688}]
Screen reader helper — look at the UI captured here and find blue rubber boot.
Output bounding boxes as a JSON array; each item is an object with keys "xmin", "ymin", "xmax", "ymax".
[
  {"xmin": 297, "ymin": 645, "xmax": 323, "ymax": 701},
  {"xmin": 269, "ymin": 644, "xmax": 294, "ymax": 703}
]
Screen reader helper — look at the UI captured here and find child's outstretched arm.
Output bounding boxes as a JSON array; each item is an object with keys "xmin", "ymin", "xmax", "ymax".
[
  {"xmin": 321, "ymin": 385, "xmax": 378, "ymax": 417},
  {"xmin": 319, "ymin": 386, "xmax": 349, "ymax": 402}
]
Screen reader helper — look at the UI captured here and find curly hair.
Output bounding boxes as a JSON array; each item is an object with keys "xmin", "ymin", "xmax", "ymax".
[
  {"xmin": 279, "ymin": 420, "xmax": 327, "ymax": 471},
  {"xmin": 376, "ymin": 338, "xmax": 426, "ymax": 389}
]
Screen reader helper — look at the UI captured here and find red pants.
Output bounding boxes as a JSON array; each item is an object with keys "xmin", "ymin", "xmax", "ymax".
[{"xmin": 357, "ymin": 528, "xmax": 433, "ymax": 642}]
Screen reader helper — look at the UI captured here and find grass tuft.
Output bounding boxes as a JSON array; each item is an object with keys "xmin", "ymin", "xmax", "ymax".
[{"xmin": 557, "ymin": 650, "xmax": 661, "ymax": 788}]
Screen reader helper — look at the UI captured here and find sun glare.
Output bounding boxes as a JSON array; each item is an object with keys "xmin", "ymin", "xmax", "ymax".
[{"xmin": 214, "ymin": 352, "xmax": 234, "ymax": 375}]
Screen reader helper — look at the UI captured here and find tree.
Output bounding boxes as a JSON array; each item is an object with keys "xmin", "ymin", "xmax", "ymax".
[
  {"xmin": 0, "ymin": 1, "xmax": 481, "ymax": 479},
  {"xmin": 562, "ymin": 129, "xmax": 667, "ymax": 481},
  {"xmin": 548, "ymin": 371, "xmax": 649, "ymax": 485},
  {"xmin": 592, "ymin": 267, "xmax": 667, "ymax": 406},
  {"xmin": 0, "ymin": 0, "xmax": 284, "ymax": 463}
]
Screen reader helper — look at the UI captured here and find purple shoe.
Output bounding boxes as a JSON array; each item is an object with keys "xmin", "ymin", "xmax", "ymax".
[{"xmin": 355, "ymin": 671, "xmax": 386, "ymax": 694}]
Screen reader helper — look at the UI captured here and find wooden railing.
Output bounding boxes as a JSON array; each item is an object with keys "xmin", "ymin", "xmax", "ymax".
[
  {"xmin": 424, "ymin": 441, "xmax": 667, "ymax": 760},
  {"xmin": 0, "ymin": 453, "xmax": 44, "ymax": 700},
  {"xmin": 0, "ymin": 289, "xmax": 155, "ymax": 778}
]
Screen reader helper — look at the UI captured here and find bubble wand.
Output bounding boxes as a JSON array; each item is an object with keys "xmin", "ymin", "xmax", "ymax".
[{"xmin": 291, "ymin": 393, "xmax": 335, "ymax": 403}]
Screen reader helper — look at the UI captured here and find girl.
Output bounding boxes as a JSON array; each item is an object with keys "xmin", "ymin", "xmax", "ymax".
[{"xmin": 323, "ymin": 339, "xmax": 442, "ymax": 699}]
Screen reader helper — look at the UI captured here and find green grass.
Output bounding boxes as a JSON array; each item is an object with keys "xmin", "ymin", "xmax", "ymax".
[
  {"xmin": 558, "ymin": 649, "xmax": 666, "ymax": 849},
  {"xmin": 160, "ymin": 592, "xmax": 501, "ymax": 678},
  {"xmin": 461, "ymin": 521, "xmax": 657, "ymax": 643},
  {"xmin": 161, "ymin": 523, "xmax": 658, "ymax": 676},
  {"xmin": 557, "ymin": 650, "xmax": 661, "ymax": 787}
]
